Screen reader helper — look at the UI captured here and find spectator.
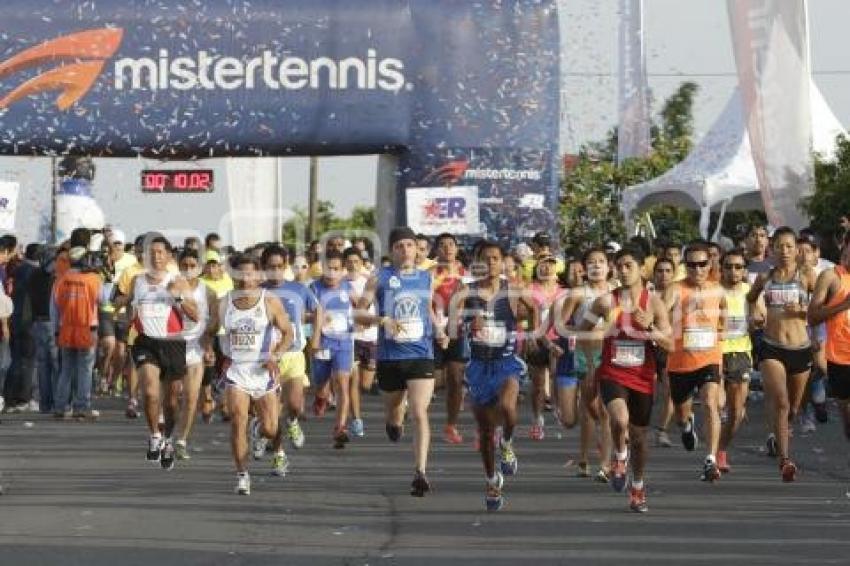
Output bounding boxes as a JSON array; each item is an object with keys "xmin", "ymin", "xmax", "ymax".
[
  {"xmin": 28, "ymin": 246, "xmax": 59, "ymax": 413},
  {"xmin": 4, "ymin": 243, "xmax": 40, "ymax": 412}
]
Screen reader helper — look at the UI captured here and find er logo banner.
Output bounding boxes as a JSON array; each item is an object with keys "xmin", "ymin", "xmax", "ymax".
[{"xmin": 406, "ymin": 186, "xmax": 480, "ymax": 236}]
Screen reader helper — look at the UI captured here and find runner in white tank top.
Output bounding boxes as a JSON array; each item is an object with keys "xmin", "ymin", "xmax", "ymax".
[{"xmin": 219, "ymin": 254, "xmax": 293, "ymax": 496}]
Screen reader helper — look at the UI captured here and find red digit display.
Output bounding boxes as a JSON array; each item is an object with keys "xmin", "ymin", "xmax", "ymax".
[{"xmin": 141, "ymin": 170, "xmax": 214, "ymax": 193}]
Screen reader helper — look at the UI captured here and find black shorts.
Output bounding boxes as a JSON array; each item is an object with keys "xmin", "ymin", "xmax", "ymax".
[
  {"xmin": 131, "ymin": 335, "xmax": 187, "ymax": 381},
  {"xmin": 354, "ymin": 340, "xmax": 377, "ymax": 370},
  {"xmin": 98, "ymin": 311, "xmax": 115, "ymax": 338},
  {"xmin": 377, "ymin": 359, "xmax": 435, "ymax": 392},
  {"xmin": 723, "ymin": 352, "xmax": 752, "ymax": 384},
  {"xmin": 524, "ymin": 342, "xmax": 550, "ymax": 369},
  {"xmin": 599, "ymin": 379, "xmax": 653, "ymax": 428},
  {"xmin": 654, "ymin": 349, "xmax": 668, "ymax": 374},
  {"xmin": 114, "ymin": 313, "xmax": 130, "ymax": 343},
  {"xmin": 827, "ymin": 362, "xmax": 850, "ymax": 401},
  {"xmin": 669, "ymin": 364, "xmax": 721, "ymax": 405},
  {"xmin": 760, "ymin": 341, "xmax": 812, "ymax": 376},
  {"xmin": 434, "ymin": 338, "xmax": 468, "ymax": 369}
]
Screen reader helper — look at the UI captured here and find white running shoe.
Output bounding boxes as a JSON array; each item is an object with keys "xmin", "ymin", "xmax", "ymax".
[
  {"xmin": 236, "ymin": 472, "xmax": 251, "ymax": 495},
  {"xmin": 251, "ymin": 418, "xmax": 268, "ymax": 460}
]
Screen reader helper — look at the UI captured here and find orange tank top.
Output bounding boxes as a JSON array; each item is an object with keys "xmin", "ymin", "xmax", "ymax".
[
  {"xmin": 667, "ymin": 282, "xmax": 723, "ymax": 373},
  {"xmin": 825, "ymin": 266, "xmax": 850, "ymax": 365}
]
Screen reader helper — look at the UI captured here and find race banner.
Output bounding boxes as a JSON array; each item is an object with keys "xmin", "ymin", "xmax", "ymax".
[
  {"xmin": 0, "ymin": 181, "xmax": 19, "ymax": 232},
  {"xmin": 728, "ymin": 0, "xmax": 813, "ymax": 229},
  {"xmin": 406, "ymin": 186, "xmax": 480, "ymax": 236},
  {"xmin": 617, "ymin": 0, "xmax": 652, "ymax": 163}
]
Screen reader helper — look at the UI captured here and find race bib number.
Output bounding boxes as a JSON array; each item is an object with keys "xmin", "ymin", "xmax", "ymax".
[
  {"xmin": 395, "ymin": 318, "xmax": 424, "ymax": 342},
  {"xmin": 683, "ymin": 327, "xmax": 717, "ymax": 351},
  {"xmin": 473, "ymin": 322, "xmax": 507, "ymax": 347},
  {"xmin": 139, "ymin": 301, "xmax": 170, "ymax": 320},
  {"xmin": 725, "ymin": 316, "xmax": 748, "ymax": 338},
  {"xmin": 324, "ymin": 312, "xmax": 349, "ymax": 334},
  {"xmin": 230, "ymin": 332, "xmax": 257, "ymax": 352},
  {"xmin": 611, "ymin": 340, "xmax": 645, "ymax": 367}
]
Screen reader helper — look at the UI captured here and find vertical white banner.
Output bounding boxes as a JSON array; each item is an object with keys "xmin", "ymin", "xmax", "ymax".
[
  {"xmin": 0, "ymin": 181, "xmax": 18, "ymax": 233},
  {"xmin": 225, "ymin": 158, "xmax": 280, "ymax": 249},
  {"xmin": 728, "ymin": 0, "xmax": 813, "ymax": 229},
  {"xmin": 617, "ymin": 0, "xmax": 652, "ymax": 164}
]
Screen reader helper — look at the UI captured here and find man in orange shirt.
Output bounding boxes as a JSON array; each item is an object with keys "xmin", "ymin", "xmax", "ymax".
[
  {"xmin": 53, "ymin": 246, "xmax": 102, "ymax": 420},
  {"xmin": 663, "ymin": 240, "xmax": 727, "ymax": 482}
]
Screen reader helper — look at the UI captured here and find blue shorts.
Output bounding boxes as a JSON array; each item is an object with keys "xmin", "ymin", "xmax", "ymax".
[
  {"xmin": 556, "ymin": 373, "xmax": 579, "ymax": 388},
  {"xmin": 311, "ymin": 348, "xmax": 354, "ymax": 386},
  {"xmin": 465, "ymin": 356, "xmax": 525, "ymax": 407}
]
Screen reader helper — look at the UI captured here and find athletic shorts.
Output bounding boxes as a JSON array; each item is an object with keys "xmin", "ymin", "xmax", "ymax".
[
  {"xmin": 669, "ymin": 364, "xmax": 721, "ymax": 405},
  {"xmin": 524, "ymin": 341, "xmax": 550, "ymax": 369},
  {"xmin": 279, "ymin": 351, "xmax": 310, "ymax": 387},
  {"xmin": 554, "ymin": 337, "xmax": 576, "ymax": 387},
  {"xmin": 131, "ymin": 335, "xmax": 187, "ymax": 381},
  {"xmin": 465, "ymin": 356, "xmax": 523, "ymax": 407},
  {"xmin": 599, "ymin": 379, "xmax": 653, "ymax": 428},
  {"xmin": 224, "ymin": 366, "xmax": 279, "ymax": 400},
  {"xmin": 354, "ymin": 340, "xmax": 377, "ymax": 370},
  {"xmin": 827, "ymin": 361, "xmax": 850, "ymax": 401},
  {"xmin": 114, "ymin": 318, "xmax": 130, "ymax": 343},
  {"xmin": 574, "ymin": 348, "xmax": 602, "ymax": 378},
  {"xmin": 654, "ymin": 349, "xmax": 668, "ymax": 374},
  {"xmin": 760, "ymin": 341, "xmax": 812, "ymax": 376},
  {"xmin": 723, "ymin": 352, "xmax": 752, "ymax": 384},
  {"xmin": 435, "ymin": 337, "xmax": 469, "ymax": 369},
  {"xmin": 311, "ymin": 348, "xmax": 354, "ymax": 386},
  {"xmin": 376, "ymin": 359, "xmax": 435, "ymax": 392},
  {"xmin": 98, "ymin": 311, "xmax": 116, "ymax": 338}
]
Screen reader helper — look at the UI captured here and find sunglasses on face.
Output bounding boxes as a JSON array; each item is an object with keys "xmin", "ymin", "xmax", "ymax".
[
  {"xmin": 686, "ymin": 260, "xmax": 709, "ymax": 269},
  {"xmin": 723, "ymin": 263, "xmax": 745, "ymax": 270}
]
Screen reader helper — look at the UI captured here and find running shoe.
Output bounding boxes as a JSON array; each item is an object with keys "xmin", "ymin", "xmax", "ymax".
[
  {"xmin": 349, "ymin": 418, "xmax": 365, "ymax": 438},
  {"xmin": 333, "ymin": 426, "xmax": 350, "ymax": 449},
  {"xmin": 146, "ymin": 435, "xmax": 163, "ymax": 462},
  {"xmin": 780, "ymin": 458, "xmax": 797, "ymax": 482},
  {"xmin": 529, "ymin": 424, "xmax": 545, "ymax": 441},
  {"xmin": 287, "ymin": 419, "xmax": 306, "ymax": 449},
  {"xmin": 236, "ymin": 472, "xmax": 251, "ymax": 495},
  {"xmin": 800, "ymin": 410, "xmax": 817, "ymax": 434},
  {"xmin": 813, "ymin": 402, "xmax": 828, "ymax": 424},
  {"xmin": 700, "ymin": 457, "xmax": 721, "ymax": 482},
  {"xmin": 681, "ymin": 415, "xmax": 697, "ymax": 451},
  {"xmin": 629, "ymin": 485, "xmax": 648, "ymax": 513},
  {"xmin": 485, "ymin": 473, "xmax": 505, "ymax": 512},
  {"xmin": 160, "ymin": 439, "xmax": 176, "ymax": 470},
  {"xmin": 271, "ymin": 451, "xmax": 289, "ymax": 477},
  {"xmin": 175, "ymin": 439, "xmax": 190, "ymax": 461},
  {"xmin": 73, "ymin": 410, "xmax": 100, "ymax": 421},
  {"xmin": 443, "ymin": 425, "xmax": 463, "ymax": 445},
  {"xmin": 717, "ymin": 450, "xmax": 730, "ymax": 473},
  {"xmin": 766, "ymin": 433, "xmax": 778, "ymax": 458},
  {"xmin": 251, "ymin": 418, "xmax": 268, "ymax": 460},
  {"xmin": 576, "ymin": 461, "xmax": 591, "ymax": 478},
  {"xmin": 499, "ymin": 438, "xmax": 518, "ymax": 476},
  {"xmin": 594, "ymin": 468, "xmax": 610, "ymax": 484},
  {"xmin": 610, "ymin": 458, "xmax": 628, "ymax": 493},
  {"xmin": 655, "ymin": 428, "xmax": 673, "ymax": 448},
  {"xmin": 386, "ymin": 423, "xmax": 402, "ymax": 442},
  {"xmin": 410, "ymin": 470, "xmax": 431, "ymax": 497},
  {"xmin": 312, "ymin": 396, "xmax": 328, "ymax": 417}
]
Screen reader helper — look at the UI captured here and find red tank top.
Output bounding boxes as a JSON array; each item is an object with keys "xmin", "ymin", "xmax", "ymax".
[{"xmin": 598, "ymin": 289, "xmax": 657, "ymax": 394}]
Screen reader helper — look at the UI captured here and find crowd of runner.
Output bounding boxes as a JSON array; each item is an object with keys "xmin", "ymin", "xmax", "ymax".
[{"xmin": 2, "ymin": 219, "xmax": 850, "ymax": 513}]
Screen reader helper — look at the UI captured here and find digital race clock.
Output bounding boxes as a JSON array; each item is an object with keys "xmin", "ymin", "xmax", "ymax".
[{"xmin": 141, "ymin": 169, "xmax": 214, "ymax": 193}]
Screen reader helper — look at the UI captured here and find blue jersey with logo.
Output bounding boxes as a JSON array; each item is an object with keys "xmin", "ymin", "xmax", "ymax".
[
  {"xmin": 466, "ymin": 280, "xmax": 517, "ymax": 360},
  {"xmin": 375, "ymin": 266, "xmax": 434, "ymax": 360},
  {"xmin": 262, "ymin": 280, "xmax": 314, "ymax": 352},
  {"xmin": 309, "ymin": 278, "xmax": 354, "ymax": 350}
]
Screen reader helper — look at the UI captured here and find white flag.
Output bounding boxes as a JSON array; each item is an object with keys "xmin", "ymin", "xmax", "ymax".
[
  {"xmin": 728, "ymin": 0, "xmax": 813, "ymax": 229},
  {"xmin": 0, "ymin": 181, "xmax": 19, "ymax": 233},
  {"xmin": 617, "ymin": 0, "xmax": 651, "ymax": 164}
]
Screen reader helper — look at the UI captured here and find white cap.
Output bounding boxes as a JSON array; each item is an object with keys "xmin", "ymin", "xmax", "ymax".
[
  {"xmin": 89, "ymin": 233, "xmax": 104, "ymax": 252},
  {"xmin": 605, "ymin": 241, "xmax": 622, "ymax": 254},
  {"xmin": 109, "ymin": 229, "xmax": 126, "ymax": 244}
]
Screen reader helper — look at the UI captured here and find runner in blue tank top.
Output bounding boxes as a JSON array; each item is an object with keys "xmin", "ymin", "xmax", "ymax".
[
  {"xmin": 355, "ymin": 226, "xmax": 449, "ymax": 497},
  {"xmin": 450, "ymin": 241, "xmax": 537, "ymax": 511},
  {"xmin": 308, "ymin": 250, "xmax": 356, "ymax": 449}
]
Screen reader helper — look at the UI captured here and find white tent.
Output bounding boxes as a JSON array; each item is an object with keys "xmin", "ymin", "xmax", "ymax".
[{"xmin": 621, "ymin": 80, "xmax": 847, "ymax": 237}]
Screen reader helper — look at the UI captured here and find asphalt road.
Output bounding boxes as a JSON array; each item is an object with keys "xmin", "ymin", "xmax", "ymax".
[{"xmin": 1, "ymin": 388, "xmax": 850, "ymax": 566}]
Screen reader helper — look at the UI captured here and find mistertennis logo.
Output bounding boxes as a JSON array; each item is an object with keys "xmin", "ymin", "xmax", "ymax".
[
  {"xmin": 0, "ymin": 28, "xmax": 123, "ymax": 111},
  {"xmin": 0, "ymin": 28, "xmax": 407, "ymax": 111}
]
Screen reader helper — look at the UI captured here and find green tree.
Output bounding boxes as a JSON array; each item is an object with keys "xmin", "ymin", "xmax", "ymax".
[
  {"xmin": 802, "ymin": 134, "xmax": 850, "ymax": 258},
  {"xmin": 282, "ymin": 201, "xmax": 376, "ymax": 248},
  {"xmin": 560, "ymin": 82, "xmax": 700, "ymax": 252}
]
